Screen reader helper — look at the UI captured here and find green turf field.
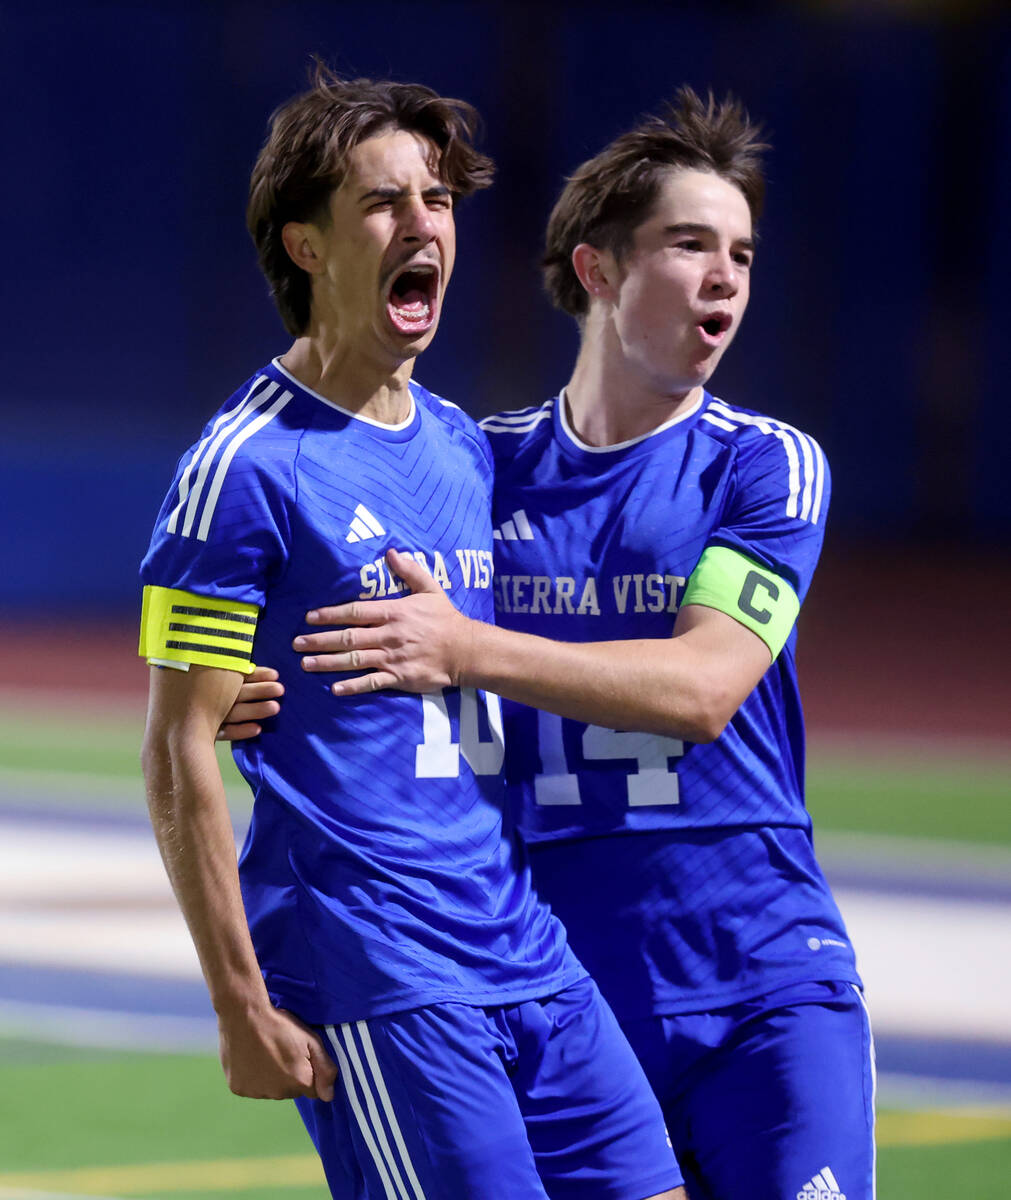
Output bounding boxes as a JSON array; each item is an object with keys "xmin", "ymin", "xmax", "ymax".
[
  {"xmin": 0, "ymin": 1040, "xmax": 1009, "ymax": 1198},
  {"xmin": 0, "ymin": 1039, "xmax": 1008, "ymax": 1198},
  {"xmin": 0, "ymin": 1042, "xmax": 329, "ymax": 1198},
  {"xmin": 2, "ymin": 700, "xmax": 1007, "ymax": 847},
  {"xmin": 1, "ymin": 697, "xmax": 1009, "ymax": 1196},
  {"xmin": 806, "ymin": 750, "xmax": 1011, "ymax": 847}
]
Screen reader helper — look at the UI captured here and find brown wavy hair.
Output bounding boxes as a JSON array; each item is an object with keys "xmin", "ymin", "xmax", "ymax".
[
  {"xmin": 247, "ymin": 63, "xmax": 494, "ymax": 336},
  {"xmin": 543, "ymin": 86, "xmax": 768, "ymax": 320}
]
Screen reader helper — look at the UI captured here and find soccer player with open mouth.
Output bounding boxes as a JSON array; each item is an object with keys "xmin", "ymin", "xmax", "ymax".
[{"xmin": 139, "ymin": 64, "xmax": 686, "ymax": 1200}]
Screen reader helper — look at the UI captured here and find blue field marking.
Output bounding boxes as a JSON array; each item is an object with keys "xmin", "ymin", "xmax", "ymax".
[
  {"xmin": 0, "ymin": 966, "xmax": 217, "ymax": 1052},
  {"xmin": 0, "ymin": 785, "xmax": 252, "ymax": 838},
  {"xmin": 0, "ymin": 799, "xmax": 151, "ymax": 833},
  {"xmin": 876, "ymin": 1034, "xmax": 1011, "ymax": 1092},
  {"xmin": 1, "ymin": 797, "xmax": 1009, "ymax": 1102},
  {"xmin": 819, "ymin": 832, "xmax": 1011, "ymax": 905},
  {"xmin": 0, "ymin": 998, "xmax": 217, "ymax": 1054},
  {"xmin": 0, "ymin": 962, "xmax": 212, "ymax": 1019}
]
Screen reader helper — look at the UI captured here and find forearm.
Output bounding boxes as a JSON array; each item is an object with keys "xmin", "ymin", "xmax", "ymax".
[
  {"xmin": 142, "ymin": 726, "xmax": 269, "ymax": 1016},
  {"xmin": 295, "ymin": 552, "xmax": 772, "ymax": 738},
  {"xmin": 458, "ymin": 620, "xmax": 729, "ymax": 742}
]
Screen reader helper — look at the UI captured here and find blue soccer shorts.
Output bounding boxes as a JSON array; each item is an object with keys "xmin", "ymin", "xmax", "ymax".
[
  {"xmin": 619, "ymin": 980, "xmax": 875, "ymax": 1200},
  {"xmin": 295, "ymin": 975, "xmax": 683, "ymax": 1199}
]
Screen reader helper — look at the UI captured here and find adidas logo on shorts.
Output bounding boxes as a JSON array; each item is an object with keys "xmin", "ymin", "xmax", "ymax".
[{"xmin": 797, "ymin": 1165, "xmax": 846, "ymax": 1200}]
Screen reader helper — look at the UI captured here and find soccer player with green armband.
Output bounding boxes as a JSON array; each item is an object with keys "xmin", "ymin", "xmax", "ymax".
[{"xmin": 236, "ymin": 88, "xmax": 873, "ymax": 1200}]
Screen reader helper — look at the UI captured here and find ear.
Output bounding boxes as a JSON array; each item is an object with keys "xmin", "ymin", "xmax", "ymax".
[
  {"xmin": 571, "ymin": 243, "xmax": 620, "ymax": 304},
  {"xmin": 281, "ymin": 221, "xmax": 326, "ymax": 275}
]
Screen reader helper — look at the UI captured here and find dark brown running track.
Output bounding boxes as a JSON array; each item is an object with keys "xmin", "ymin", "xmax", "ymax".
[{"xmin": 1, "ymin": 548, "xmax": 1007, "ymax": 744}]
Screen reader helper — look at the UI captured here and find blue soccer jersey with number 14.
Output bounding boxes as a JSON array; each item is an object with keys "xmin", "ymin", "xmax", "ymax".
[
  {"xmin": 482, "ymin": 390, "xmax": 861, "ymax": 1020},
  {"xmin": 139, "ymin": 359, "xmax": 580, "ymax": 1026}
]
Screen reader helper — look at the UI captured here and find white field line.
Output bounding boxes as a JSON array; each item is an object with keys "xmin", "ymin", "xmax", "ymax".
[
  {"xmin": 0, "ymin": 823, "xmax": 207, "ymax": 978},
  {"xmin": 0, "ymin": 819, "xmax": 1009, "ymax": 1045},
  {"xmin": 835, "ymin": 888, "xmax": 1011, "ymax": 1041}
]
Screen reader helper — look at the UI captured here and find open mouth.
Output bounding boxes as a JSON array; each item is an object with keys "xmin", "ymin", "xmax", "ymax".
[
  {"xmin": 699, "ymin": 312, "xmax": 733, "ymax": 340},
  {"xmin": 386, "ymin": 264, "xmax": 439, "ymax": 336}
]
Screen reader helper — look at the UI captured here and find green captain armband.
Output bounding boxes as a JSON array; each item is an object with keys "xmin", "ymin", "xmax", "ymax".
[
  {"xmin": 139, "ymin": 586, "xmax": 259, "ymax": 674},
  {"xmin": 681, "ymin": 547, "xmax": 799, "ymax": 660}
]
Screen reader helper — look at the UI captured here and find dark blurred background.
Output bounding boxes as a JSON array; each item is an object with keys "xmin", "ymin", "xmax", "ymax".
[{"xmin": 2, "ymin": 0, "xmax": 1010, "ymax": 618}]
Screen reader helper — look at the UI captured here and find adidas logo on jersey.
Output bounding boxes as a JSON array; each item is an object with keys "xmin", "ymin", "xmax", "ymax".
[
  {"xmin": 345, "ymin": 504, "xmax": 386, "ymax": 543},
  {"xmin": 797, "ymin": 1166, "xmax": 846, "ymax": 1200},
  {"xmin": 493, "ymin": 509, "xmax": 535, "ymax": 541}
]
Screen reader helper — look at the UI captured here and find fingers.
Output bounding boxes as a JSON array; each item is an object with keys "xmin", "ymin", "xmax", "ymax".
[
  {"xmin": 301, "ymin": 649, "xmax": 388, "ymax": 674},
  {"xmin": 238, "ymin": 680, "xmax": 285, "ymax": 701},
  {"xmin": 246, "ymin": 665, "xmax": 280, "ymax": 683},
  {"xmin": 281, "ymin": 1011, "xmax": 338, "ymax": 1102},
  {"xmin": 228, "ymin": 699, "xmax": 282, "ymax": 723},
  {"xmin": 386, "ymin": 547, "xmax": 441, "ymax": 594},
  {"xmin": 296, "ymin": 626, "xmax": 395, "ymax": 657},
  {"xmin": 215, "ymin": 697, "xmax": 281, "ymax": 741},
  {"xmin": 305, "ymin": 601, "xmax": 388, "ymax": 627},
  {"xmin": 296, "ymin": 627, "xmax": 369, "ymax": 654},
  {"xmin": 331, "ymin": 672, "xmax": 398, "ymax": 696},
  {"xmin": 308, "ymin": 1038, "xmax": 338, "ymax": 1102},
  {"xmin": 216, "ymin": 720, "xmax": 266, "ymax": 743},
  {"xmin": 220, "ymin": 1008, "xmax": 340, "ymax": 1101},
  {"xmin": 217, "ymin": 681, "xmax": 283, "ymax": 742}
]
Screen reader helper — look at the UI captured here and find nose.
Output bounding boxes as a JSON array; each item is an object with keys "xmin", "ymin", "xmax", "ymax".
[
  {"xmin": 399, "ymin": 195, "xmax": 437, "ymax": 244},
  {"xmin": 705, "ymin": 251, "xmax": 738, "ymax": 298}
]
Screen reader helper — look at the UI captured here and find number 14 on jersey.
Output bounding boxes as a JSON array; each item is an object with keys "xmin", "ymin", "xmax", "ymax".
[{"xmin": 535, "ymin": 710, "xmax": 684, "ymax": 808}]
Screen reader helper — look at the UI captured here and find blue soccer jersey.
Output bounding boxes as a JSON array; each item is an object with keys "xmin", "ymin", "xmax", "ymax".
[
  {"xmin": 140, "ymin": 360, "xmax": 580, "ymax": 1025},
  {"xmin": 481, "ymin": 389, "xmax": 860, "ymax": 1017}
]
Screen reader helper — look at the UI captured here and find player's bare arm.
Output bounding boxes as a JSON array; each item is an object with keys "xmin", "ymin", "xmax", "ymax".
[
  {"xmin": 142, "ymin": 663, "xmax": 335, "ymax": 1101},
  {"xmin": 293, "ymin": 547, "xmax": 771, "ymax": 743}
]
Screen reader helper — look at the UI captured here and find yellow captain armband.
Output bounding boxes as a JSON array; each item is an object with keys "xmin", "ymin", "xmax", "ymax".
[
  {"xmin": 138, "ymin": 586, "xmax": 259, "ymax": 674},
  {"xmin": 681, "ymin": 546, "xmax": 799, "ymax": 660}
]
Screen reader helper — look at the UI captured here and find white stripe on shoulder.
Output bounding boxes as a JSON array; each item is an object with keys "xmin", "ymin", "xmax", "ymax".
[
  {"xmin": 194, "ymin": 389, "xmax": 292, "ymax": 541},
  {"xmin": 809, "ymin": 435, "xmax": 828, "ymax": 524},
  {"xmin": 166, "ymin": 376, "xmax": 275, "ymax": 535},
  {"xmin": 167, "ymin": 377, "xmax": 293, "ymax": 543},
  {"xmin": 480, "ymin": 400, "xmax": 554, "ymax": 434},
  {"xmin": 699, "ymin": 411, "xmax": 737, "ymax": 433},
  {"xmin": 705, "ymin": 398, "xmax": 826, "ymax": 525}
]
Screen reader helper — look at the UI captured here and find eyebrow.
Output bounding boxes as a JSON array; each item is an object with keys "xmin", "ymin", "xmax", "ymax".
[
  {"xmin": 664, "ymin": 222, "xmax": 756, "ymax": 251},
  {"xmin": 358, "ymin": 184, "xmax": 452, "ymax": 204}
]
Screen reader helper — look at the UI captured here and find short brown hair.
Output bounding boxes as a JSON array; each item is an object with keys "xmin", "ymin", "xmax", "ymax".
[
  {"xmin": 543, "ymin": 87, "xmax": 768, "ymax": 319},
  {"xmin": 247, "ymin": 63, "xmax": 494, "ymax": 336}
]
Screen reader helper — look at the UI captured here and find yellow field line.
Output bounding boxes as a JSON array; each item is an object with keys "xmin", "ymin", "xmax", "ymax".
[
  {"xmin": 877, "ymin": 1108, "xmax": 1011, "ymax": 1147},
  {"xmin": 0, "ymin": 1155, "xmax": 323, "ymax": 1195},
  {"xmin": 1, "ymin": 1110, "xmax": 1009, "ymax": 1196}
]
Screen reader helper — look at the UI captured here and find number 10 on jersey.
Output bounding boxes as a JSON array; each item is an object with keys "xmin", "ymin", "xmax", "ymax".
[
  {"xmin": 415, "ymin": 688, "xmax": 505, "ymax": 778},
  {"xmin": 535, "ymin": 711, "xmax": 684, "ymax": 807}
]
